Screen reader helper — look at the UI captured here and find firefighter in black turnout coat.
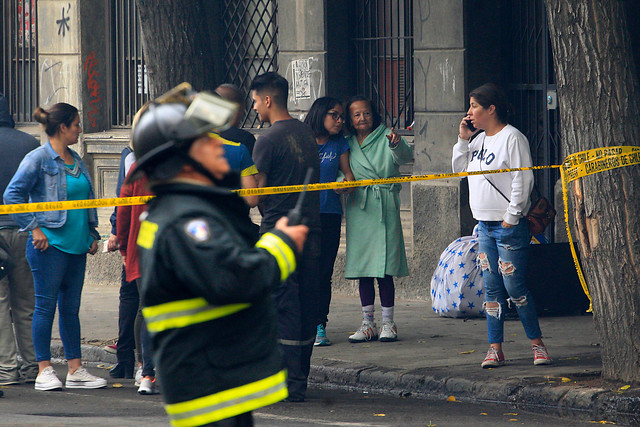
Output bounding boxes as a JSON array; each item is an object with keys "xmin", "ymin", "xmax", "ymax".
[{"xmin": 129, "ymin": 98, "xmax": 308, "ymax": 427}]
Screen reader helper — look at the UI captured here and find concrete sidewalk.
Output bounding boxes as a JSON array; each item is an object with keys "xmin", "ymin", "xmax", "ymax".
[{"xmin": 52, "ymin": 284, "xmax": 639, "ymax": 424}]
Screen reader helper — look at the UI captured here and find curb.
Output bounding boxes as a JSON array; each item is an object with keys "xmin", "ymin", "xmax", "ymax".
[
  {"xmin": 308, "ymin": 359, "xmax": 640, "ymax": 425},
  {"xmin": 51, "ymin": 342, "xmax": 117, "ymax": 365},
  {"xmin": 65, "ymin": 343, "xmax": 639, "ymax": 424}
]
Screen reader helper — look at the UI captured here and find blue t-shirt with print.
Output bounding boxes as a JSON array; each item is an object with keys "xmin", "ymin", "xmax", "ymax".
[{"xmin": 318, "ymin": 135, "xmax": 349, "ymax": 215}]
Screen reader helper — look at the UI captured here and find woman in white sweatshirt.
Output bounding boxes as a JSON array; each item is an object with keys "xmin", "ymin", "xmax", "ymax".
[{"xmin": 452, "ymin": 83, "xmax": 551, "ymax": 369}]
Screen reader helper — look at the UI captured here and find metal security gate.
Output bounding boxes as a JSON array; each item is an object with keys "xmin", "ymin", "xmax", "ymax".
[
  {"xmin": 353, "ymin": 0, "xmax": 413, "ymax": 129},
  {"xmin": 111, "ymin": 0, "xmax": 149, "ymax": 126},
  {"xmin": 1, "ymin": 0, "xmax": 38, "ymax": 123},
  {"xmin": 508, "ymin": 0, "xmax": 561, "ymax": 239},
  {"xmin": 222, "ymin": 0, "xmax": 278, "ymax": 128}
]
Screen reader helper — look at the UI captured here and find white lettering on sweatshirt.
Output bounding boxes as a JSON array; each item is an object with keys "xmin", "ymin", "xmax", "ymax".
[{"xmin": 452, "ymin": 124, "xmax": 534, "ymax": 225}]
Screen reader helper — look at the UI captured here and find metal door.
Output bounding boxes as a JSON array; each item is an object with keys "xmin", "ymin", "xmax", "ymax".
[{"xmin": 508, "ymin": 0, "xmax": 561, "ymax": 241}]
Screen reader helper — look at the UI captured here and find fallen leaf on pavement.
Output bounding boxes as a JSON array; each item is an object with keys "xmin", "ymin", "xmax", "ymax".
[
  {"xmin": 619, "ymin": 385, "xmax": 630, "ymax": 390},
  {"xmin": 112, "ymin": 383, "xmax": 123, "ymax": 388},
  {"xmin": 503, "ymin": 413, "xmax": 518, "ymax": 416},
  {"xmin": 561, "ymin": 377, "xmax": 572, "ymax": 382},
  {"xmin": 480, "ymin": 413, "xmax": 488, "ymax": 416},
  {"xmin": 373, "ymin": 413, "xmax": 385, "ymax": 417},
  {"xmin": 446, "ymin": 396, "xmax": 456, "ymax": 402},
  {"xmin": 459, "ymin": 350, "xmax": 475, "ymax": 354}
]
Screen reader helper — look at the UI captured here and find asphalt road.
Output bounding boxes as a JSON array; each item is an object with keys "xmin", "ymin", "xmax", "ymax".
[{"xmin": 0, "ymin": 365, "xmax": 605, "ymax": 426}]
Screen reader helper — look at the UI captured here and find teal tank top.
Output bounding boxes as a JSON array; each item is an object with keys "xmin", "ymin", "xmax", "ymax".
[{"xmin": 41, "ymin": 162, "xmax": 93, "ymax": 254}]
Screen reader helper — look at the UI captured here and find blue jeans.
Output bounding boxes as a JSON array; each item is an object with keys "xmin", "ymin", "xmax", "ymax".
[
  {"xmin": 477, "ymin": 220, "xmax": 541, "ymax": 344},
  {"xmin": 26, "ymin": 238, "xmax": 87, "ymax": 362}
]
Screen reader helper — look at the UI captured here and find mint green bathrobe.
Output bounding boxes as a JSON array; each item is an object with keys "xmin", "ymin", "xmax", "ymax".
[{"xmin": 345, "ymin": 124, "xmax": 413, "ymax": 279}]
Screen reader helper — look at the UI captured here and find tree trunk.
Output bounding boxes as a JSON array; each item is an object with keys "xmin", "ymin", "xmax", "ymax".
[
  {"xmin": 135, "ymin": 0, "xmax": 220, "ymax": 98},
  {"xmin": 545, "ymin": 0, "xmax": 640, "ymax": 382}
]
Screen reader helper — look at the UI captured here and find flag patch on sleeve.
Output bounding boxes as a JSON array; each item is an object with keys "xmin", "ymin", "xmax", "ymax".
[{"xmin": 185, "ymin": 219, "xmax": 210, "ymax": 242}]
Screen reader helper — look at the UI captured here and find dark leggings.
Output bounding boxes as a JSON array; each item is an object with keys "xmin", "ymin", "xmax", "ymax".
[
  {"xmin": 317, "ymin": 213, "xmax": 342, "ymax": 325},
  {"xmin": 358, "ymin": 275, "xmax": 395, "ymax": 307}
]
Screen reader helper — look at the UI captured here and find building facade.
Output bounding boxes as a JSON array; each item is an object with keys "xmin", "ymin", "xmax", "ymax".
[{"xmin": 3, "ymin": 0, "xmax": 637, "ymax": 296}]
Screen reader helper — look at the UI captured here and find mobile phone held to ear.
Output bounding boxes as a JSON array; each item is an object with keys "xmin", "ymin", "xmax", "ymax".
[
  {"xmin": 465, "ymin": 119, "xmax": 476, "ymax": 132},
  {"xmin": 287, "ymin": 168, "xmax": 314, "ymax": 226}
]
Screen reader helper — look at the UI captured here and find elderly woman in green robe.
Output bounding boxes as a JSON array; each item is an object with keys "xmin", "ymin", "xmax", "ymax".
[{"xmin": 344, "ymin": 96, "xmax": 413, "ymax": 343}]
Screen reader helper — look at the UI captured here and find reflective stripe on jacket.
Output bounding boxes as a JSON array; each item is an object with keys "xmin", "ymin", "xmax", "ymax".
[
  {"xmin": 137, "ymin": 182, "xmax": 298, "ymax": 421},
  {"xmin": 166, "ymin": 370, "xmax": 288, "ymax": 426}
]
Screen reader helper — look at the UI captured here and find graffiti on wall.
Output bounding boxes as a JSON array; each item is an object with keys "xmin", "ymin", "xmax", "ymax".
[
  {"xmin": 287, "ymin": 57, "xmax": 323, "ymax": 106},
  {"xmin": 84, "ymin": 51, "xmax": 101, "ymax": 128},
  {"xmin": 18, "ymin": 0, "xmax": 36, "ymax": 48},
  {"xmin": 40, "ymin": 59, "xmax": 67, "ymax": 106},
  {"xmin": 56, "ymin": 3, "xmax": 71, "ymax": 37}
]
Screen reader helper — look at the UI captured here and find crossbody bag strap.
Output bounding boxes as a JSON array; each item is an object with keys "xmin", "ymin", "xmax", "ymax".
[{"xmin": 477, "ymin": 134, "xmax": 511, "ymax": 204}]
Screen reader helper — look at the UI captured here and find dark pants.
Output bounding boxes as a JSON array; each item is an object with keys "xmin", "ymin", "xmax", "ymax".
[
  {"xmin": 116, "ymin": 266, "xmax": 139, "ymax": 365},
  {"xmin": 358, "ymin": 275, "xmax": 395, "ymax": 307},
  {"xmin": 273, "ymin": 231, "xmax": 320, "ymax": 401},
  {"xmin": 204, "ymin": 411, "xmax": 253, "ymax": 426},
  {"xmin": 135, "ymin": 279, "xmax": 155, "ymax": 377},
  {"xmin": 317, "ymin": 214, "xmax": 342, "ymax": 325}
]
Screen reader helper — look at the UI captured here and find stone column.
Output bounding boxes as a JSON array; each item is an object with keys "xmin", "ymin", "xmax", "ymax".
[
  {"xmin": 277, "ymin": 0, "xmax": 326, "ymax": 119},
  {"xmin": 408, "ymin": 0, "xmax": 470, "ymax": 292},
  {"xmin": 37, "ymin": 0, "xmax": 109, "ymax": 141}
]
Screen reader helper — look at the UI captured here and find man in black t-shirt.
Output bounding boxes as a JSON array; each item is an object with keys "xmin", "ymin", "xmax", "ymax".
[
  {"xmin": 214, "ymin": 84, "xmax": 256, "ymax": 156},
  {"xmin": 251, "ymin": 72, "xmax": 320, "ymax": 402}
]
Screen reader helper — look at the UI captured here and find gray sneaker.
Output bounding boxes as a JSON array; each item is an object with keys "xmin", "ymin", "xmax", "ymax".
[
  {"xmin": 35, "ymin": 366, "xmax": 63, "ymax": 391},
  {"xmin": 65, "ymin": 367, "xmax": 107, "ymax": 389},
  {"xmin": 0, "ymin": 377, "xmax": 19, "ymax": 386}
]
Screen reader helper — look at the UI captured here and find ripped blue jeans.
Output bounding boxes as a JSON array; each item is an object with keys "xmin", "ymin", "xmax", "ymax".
[{"xmin": 477, "ymin": 220, "xmax": 542, "ymax": 344}]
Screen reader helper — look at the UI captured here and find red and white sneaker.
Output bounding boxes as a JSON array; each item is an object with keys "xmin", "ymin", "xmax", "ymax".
[
  {"xmin": 481, "ymin": 347, "xmax": 505, "ymax": 368},
  {"xmin": 532, "ymin": 344, "xmax": 552, "ymax": 365},
  {"xmin": 348, "ymin": 320, "xmax": 378, "ymax": 343},
  {"xmin": 104, "ymin": 343, "xmax": 117, "ymax": 354}
]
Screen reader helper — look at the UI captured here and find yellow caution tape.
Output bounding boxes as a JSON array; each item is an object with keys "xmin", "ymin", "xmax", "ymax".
[
  {"xmin": 1, "ymin": 145, "xmax": 638, "ymax": 312},
  {"xmin": 0, "ymin": 196, "xmax": 154, "ymax": 215},
  {"xmin": 560, "ymin": 167, "xmax": 592, "ymax": 311},
  {"xmin": 565, "ymin": 146, "xmax": 640, "ymax": 183},
  {"xmin": 0, "ymin": 166, "xmax": 557, "ymax": 214}
]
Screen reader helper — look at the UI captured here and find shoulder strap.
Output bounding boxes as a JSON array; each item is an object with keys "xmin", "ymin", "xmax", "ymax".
[{"xmin": 477, "ymin": 133, "xmax": 511, "ymax": 203}]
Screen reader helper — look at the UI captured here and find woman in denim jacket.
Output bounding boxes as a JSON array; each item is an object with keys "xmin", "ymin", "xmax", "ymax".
[{"xmin": 3, "ymin": 103, "xmax": 106, "ymax": 391}]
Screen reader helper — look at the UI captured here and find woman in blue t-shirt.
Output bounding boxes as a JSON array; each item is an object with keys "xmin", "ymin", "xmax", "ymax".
[
  {"xmin": 304, "ymin": 97, "xmax": 355, "ymax": 346},
  {"xmin": 4, "ymin": 103, "xmax": 106, "ymax": 391}
]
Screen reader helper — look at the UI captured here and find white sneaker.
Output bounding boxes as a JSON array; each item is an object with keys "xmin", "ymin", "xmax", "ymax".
[
  {"xmin": 348, "ymin": 320, "xmax": 378, "ymax": 343},
  {"xmin": 138, "ymin": 376, "xmax": 159, "ymax": 395},
  {"xmin": 134, "ymin": 365, "xmax": 143, "ymax": 386},
  {"xmin": 35, "ymin": 366, "xmax": 63, "ymax": 391},
  {"xmin": 379, "ymin": 321, "xmax": 398, "ymax": 342},
  {"xmin": 65, "ymin": 367, "xmax": 107, "ymax": 389}
]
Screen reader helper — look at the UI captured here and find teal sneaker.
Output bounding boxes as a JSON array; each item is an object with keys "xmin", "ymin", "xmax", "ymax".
[{"xmin": 314, "ymin": 323, "xmax": 332, "ymax": 346}]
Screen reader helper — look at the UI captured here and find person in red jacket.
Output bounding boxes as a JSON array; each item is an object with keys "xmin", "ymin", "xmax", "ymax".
[{"xmin": 117, "ymin": 168, "xmax": 158, "ymax": 394}]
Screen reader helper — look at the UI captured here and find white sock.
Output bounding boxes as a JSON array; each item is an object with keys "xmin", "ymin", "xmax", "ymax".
[
  {"xmin": 362, "ymin": 305, "xmax": 374, "ymax": 322},
  {"xmin": 381, "ymin": 306, "xmax": 394, "ymax": 323}
]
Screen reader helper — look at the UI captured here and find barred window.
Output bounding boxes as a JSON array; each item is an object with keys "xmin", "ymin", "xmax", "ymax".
[
  {"xmin": 1, "ymin": 0, "xmax": 38, "ymax": 123},
  {"xmin": 222, "ymin": 0, "xmax": 278, "ymax": 128}
]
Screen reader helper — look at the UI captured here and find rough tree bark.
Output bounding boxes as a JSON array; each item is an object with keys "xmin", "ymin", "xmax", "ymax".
[
  {"xmin": 135, "ymin": 0, "xmax": 220, "ymax": 98},
  {"xmin": 545, "ymin": 0, "xmax": 640, "ymax": 382}
]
